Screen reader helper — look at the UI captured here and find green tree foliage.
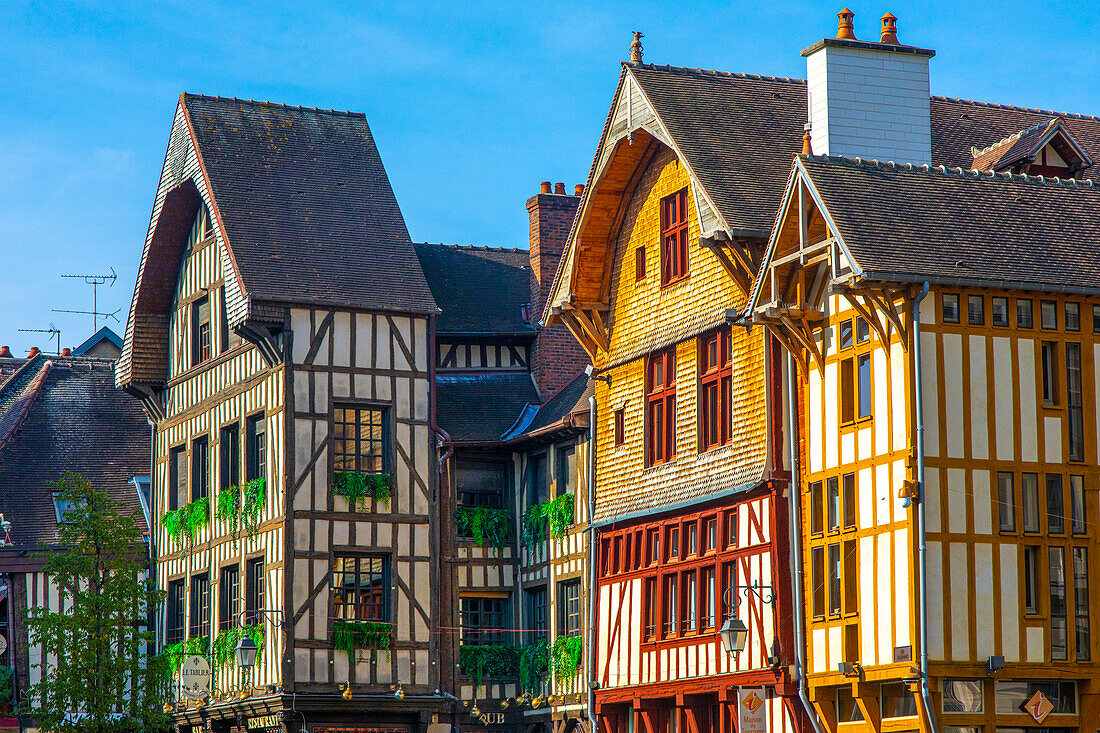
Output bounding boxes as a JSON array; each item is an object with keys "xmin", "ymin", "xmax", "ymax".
[{"xmin": 24, "ymin": 472, "xmax": 171, "ymax": 732}]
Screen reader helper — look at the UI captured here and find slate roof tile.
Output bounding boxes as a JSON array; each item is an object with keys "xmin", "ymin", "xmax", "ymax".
[
  {"xmin": 414, "ymin": 243, "xmax": 534, "ymax": 335},
  {"xmin": 436, "ymin": 373, "xmax": 540, "ymax": 444}
]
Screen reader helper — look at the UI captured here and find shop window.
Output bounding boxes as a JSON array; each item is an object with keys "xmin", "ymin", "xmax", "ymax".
[{"xmin": 942, "ymin": 679, "xmax": 983, "ymax": 713}]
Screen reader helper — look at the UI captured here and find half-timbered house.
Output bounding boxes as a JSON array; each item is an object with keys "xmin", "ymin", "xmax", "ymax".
[
  {"xmin": 0, "ymin": 350, "xmax": 151, "ymax": 733},
  {"xmin": 118, "ymin": 94, "xmax": 445, "ymax": 733},
  {"xmin": 747, "ymin": 11, "xmax": 1100, "ymax": 733}
]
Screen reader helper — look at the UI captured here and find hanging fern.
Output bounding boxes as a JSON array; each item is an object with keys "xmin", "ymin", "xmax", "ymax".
[
  {"xmin": 163, "ymin": 641, "xmax": 185, "ymax": 677},
  {"xmin": 333, "ymin": 472, "xmax": 391, "ymax": 510},
  {"xmin": 161, "ymin": 509, "xmax": 187, "ymax": 544},
  {"xmin": 459, "ymin": 645, "xmax": 519, "ymax": 693},
  {"xmin": 161, "ymin": 497, "xmax": 211, "ymax": 551},
  {"xmin": 241, "ymin": 478, "xmax": 266, "ymax": 538},
  {"xmin": 550, "ymin": 635, "xmax": 583, "ymax": 677},
  {"xmin": 333, "ymin": 620, "xmax": 393, "ymax": 664},
  {"xmin": 455, "ymin": 506, "xmax": 512, "ymax": 551},
  {"xmin": 519, "ymin": 640, "xmax": 548, "ymax": 693},
  {"xmin": 522, "ymin": 494, "xmax": 575, "ymax": 548},
  {"xmin": 211, "ymin": 625, "xmax": 265, "ymax": 670},
  {"xmin": 215, "ymin": 485, "xmax": 242, "ymax": 547}
]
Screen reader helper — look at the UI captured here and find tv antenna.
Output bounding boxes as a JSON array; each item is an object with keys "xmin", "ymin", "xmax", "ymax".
[
  {"xmin": 60, "ymin": 267, "xmax": 116, "ymax": 331},
  {"xmin": 18, "ymin": 323, "xmax": 61, "ymax": 354},
  {"xmin": 52, "ymin": 307, "xmax": 121, "ymax": 324}
]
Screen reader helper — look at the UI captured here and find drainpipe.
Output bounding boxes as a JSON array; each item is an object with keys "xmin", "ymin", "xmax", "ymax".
[
  {"xmin": 912, "ymin": 283, "xmax": 938, "ymax": 733},
  {"xmin": 586, "ymin": 394, "xmax": 598, "ymax": 733},
  {"xmin": 784, "ymin": 352, "xmax": 825, "ymax": 733}
]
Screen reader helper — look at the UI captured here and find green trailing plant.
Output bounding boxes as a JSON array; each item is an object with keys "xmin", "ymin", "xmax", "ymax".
[
  {"xmin": 333, "ymin": 620, "xmax": 393, "ymax": 664},
  {"xmin": 455, "ymin": 506, "xmax": 512, "ymax": 551},
  {"xmin": 550, "ymin": 635, "xmax": 583, "ymax": 678},
  {"xmin": 333, "ymin": 471, "xmax": 391, "ymax": 510},
  {"xmin": 215, "ymin": 479, "xmax": 266, "ymax": 549},
  {"xmin": 458, "ymin": 645, "xmax": 519, "ymax": 693},
  {"xmin": 163, "ymin": 636, "xmax": 210, "ymax": 678},
  {"xmin": 215, "ymin": 484, "xmax": 241, "ymax": 543},
  {"xmin": 211, "ymin": 625, "xmax": 265, "ymax": 670},
  {"xmin": 161, "ymin": 496, "xmax": 210, "ymax": 550},
  {"xmin": 518, "ymin": 640, "xmax": 548, "ymax": 693},
  {"xmin": 522, "ymin": 493, "xmax": 575, "ymax": 548}
]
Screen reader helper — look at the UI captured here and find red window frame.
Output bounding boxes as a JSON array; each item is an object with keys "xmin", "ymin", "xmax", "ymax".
[
  {"xmin": 646, "ymin": 348, "xmax": 676, "ymax": 466},
  {"xmin": 699, "ymin": 328, "xmax": 733, "ymax": 451},
  {"xmin": 660, "ymin": 189, "xmax": 690, "ymax": 285}
]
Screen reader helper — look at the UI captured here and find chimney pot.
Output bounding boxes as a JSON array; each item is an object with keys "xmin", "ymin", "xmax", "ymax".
[
  {"xmin": 61, "ymin": 347, "xmax": 72, "ymax": 357},
  {"xmin": 28, "ymin": 347, "xmax": 40, "ymax": 358},
  {"xmin": 0, "ymin": 346, "xmax": 11, "ymax": 358},
  {"xmin": 880, "ymin": 13, "xmax": 899, "ymax": 44},
  {"xmin": 836, "ymin": 8, "xmax": 856, "ymax": 39},
  {"xmin": 554, "ymin": 182, "xmax": 566, "ymax": 195},
  {"xmin": 575, "ymin": 184, "xmax": 585, "ymax": 196},
  {"xmin": 802, "ymin": 130, "xmax": 813, "ymax": 156},
  {"xmin": 629, "ymin": 31, "xmax": 644, "ymax": 64},
  {"xmin": 540, "ymin": 181, "xmax": 552, "ymax": 194}
]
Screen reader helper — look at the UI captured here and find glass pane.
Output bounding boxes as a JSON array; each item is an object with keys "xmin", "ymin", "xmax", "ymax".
[
  {"xmin": 855, "ymin": 317, "xmax": 869, "ymax": 343},
  {"xmin": 857, "ymin": 354, "xmax": 872, "ymax": 418},
  {"xmin": 1017, "ymin": 299, "xmax": 1033, "ymax": 328},
  {"xmin": 991, "ymin": 297, "xmax": 1009, "ymax": 327},
  {"xmin": 828, "ymin": 544, "xmax": 841, "ymax": 615},
  {"xmin": 1070, "ymin": 475, "xmax": 1085, "ymax": 534},
  {"xmin": 843, "ymin": 473, "xmax": 856, "ymax": 529},
  {"xmin": 1050, "ymin": 547, "xmax": 1068, "ymax": 660},
  {"xmin": 943, "ymin": 679, "xmax": 983, "ymax": 713},
  {"xmin": 997, "ymin": 472, "xmax": 1015, "ymax": 531},
  {"xmin": 881, "ymin": 681, "xmax": 918, "ymax": 718},
  {"xmin": 827, "ymin": 477, "xmax": 840, "ymax": 532},
  {"xmin": 1041, "ymin": 300, "xmax": 1057, "ymax": 330},
  {"xmin": 840, "ymin": 320, "xmax": 853, "ymax": 349},
  {"xmin": 1047, "ymin": 474, "xmax": 1064, "ymax": 534},
  {"xmin": 968, "ymin": 294, "xmax": 984, "ymax": 325},
  {"xmin": 1022, "ymin": 474, "xmax": 1039, "ymax": 532},
  {"xmin": 1066, "ymin": 302, "xmax": 1080, "ymax": 331},
  {"xmin": 942, "ymin": 294, "xmax": 959, "ymax": 323}
]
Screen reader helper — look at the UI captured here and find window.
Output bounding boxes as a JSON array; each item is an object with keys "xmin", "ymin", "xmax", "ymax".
[
  {"xmin": 646, "ymin": 349, "xmax": 676, "ymax": 465},
  {"xmin": 333, "ymin": 404, "xmax": 388, "ymax": 474},
  {"xmin": 245, "ymin": 413, "xmax": 266, "ymax": 483},
  {"xmin": 843, "ymin": 540, "xmax": 857, "ymax": 615},
  {"xmin": 191, "ymin": 435, "xmax": 209, "ymax": 501},
  {"xmin": 559, "ymin": 579, "xmax": 582, "ymax": 636},
  {"xmin": 52, "ymin": 493, "xmax": 78, "ymax": 524},
  {"xmin": 967, "ymin": 294, "xmax": 984, "ymax": 325},
  {"xmin": 706, "ymin": 518, "xmax": 717, "ymax": 551},
  {"xmin": 1067, "ymin": 342, "xmax": 1083, "ymax": 460},
  {"xmin": 840, "ymin": 354, "xmax": 871, "ymax": 423},
  {"xmin": 659, "ymin": 188, "xmax": 689, "ymax": 284},
  {"xmin": 667, "ymin": 526, "xmax": 679, "ymax": 560},
  {"xmin": 219, "ymin": 286, "xmax": 240, "ymax": 352},
  {"xmin": 1041, "ymin": 341, "xmax": 1058, "ymax": 406},
  {"xmin": 331, "ymin": 555, "xmax": 390, "ymax": 622},
  {"xmin": 461, "ymin": 596, "xmax": 510, "ymax": 646},
  {"xmin": 811, "ymin": 547, "xmax": 825, "ymax": 618},
  {"xmin": 699, "ymin": 329, "xmax": 732, "ymax": 451},
  {"xmin": 245, "ymin": 557, "xmax": 265, "ymax": 616},
  {"xmin": 527, "ymin": 453, "xmax": 548, "ymax": 506},
  {"xmin": 662, "ymin": 574, "xmax": 678, "ymax": 635},
  {"xmin": 1071, "ymin": 475, "xmax": 1085, "ymax": 535},
  {"xmin": 855, "ymin": 317, "xmax": 869, "ymax": 344},
  {"xmin": 1024, "ymin": 546, "xmax": 1039, "ymax": 614},
  {"xmin": 995, "ymin": 680, "xmax": 1076, "ymax": 715},
  {"xmin": 942, "ymin": 679, "xmax": 983, "ymax": 713},
  {"xmin": 991, "ymin": 297, "xmax": 1009, "ymax": 327},
  {"xmin": 613, "ymin": 408, "xmax": 625, "ymax": 446},
  {"xmin": 1041, "ymin": 300, "xmax": 1057, "ymax": 330},
  {"xmin": 839, "ymin": 319, "xmax": 854, "ymax": 349},
  {"xmin": 810, "ymin": 482, "xmax": 823, "ymax": 535},
  {"xmin": 827, "ymin": 477, "xmax": 840, "ymax": 532},
  {"xmin": 686, "ymin": 522, "xmax": 698, "ymax": 556},
  {"xmin": 647, "ymin": 528, "xmax": 659, "ymax": 565},
  {"xmin": 167, "ymin": 579, "xmax": 185, "ymax": 645},
  {"xmin": 644, "ymin": 577, "xmax": 658, "ymax": 639},
  {"xmin": 881, "ymin": 682, "xmax": 917, "ymax": 718},
  {"xmin": 681, "ymin": 569, "xmax": 697, "ymax": 633},
  {"xmin": 1066, "ymin": 302, "xmax": 1081, "ymax": 331},
  {"xmin": 1074, "ymin": 547, "xmax": 1090, "ymax": 661},
  {"xmin": 1050, "ymin": 546, "xmax": 1067, "ymax": 660},
  {"xmin": 997, "ymin": 472, "xmax": 1015, "ymax": 532},
  {"xmin": 456, "ymin": 459, "xmax": 506, "ymax": 510},
  {"xmin": 525, "ymin": 587, "xmax": 547, "ymax": 644},
  {"xmin": 837, "ymin": 686, "xmax": 864, "ymax": 722},
  {"xmin": 942, "ymin": 293, "xmax": 960, "ymax": 323},
  {"xmin": 635, "ymin": 246, "xmax": 646, "ymax": 281},
  {"xmin": 192, "ymin": 295, "xmax": 211, "ymax": 366},
  {"xmin": 169, "ymin": 445, "xmax": 187, "ymax": 510},
  {"xmin": 1047, "ymin": 474, "xmax": 1064, "ymax": 534},
  {"xmin": 1017, "ymin": 298, "xmax": 1033, "ymax": 328},
  {"xmin": 189, "ymin": 573, "xmax": 210, "ymax": 639},
  {"xmin": 219, "ymin": 564, "xmax": 240, "ymax": 632},
  {"xmin": 828, "ymin": 544, "xmax": 841, "ymax": 616},
  {"xmin": 843, "ymin": 473, "xmax": 856, "ymax": 529},
  {"xmin": 220, "ymin": 424, "xmax": 240, "ymax": 491},
  {"xmin": 1094, "ymin": 304, "xmax": 1100, "ymax": 333},
  {"xmin": 1022, "ymin": 473, "xmax": 1040, "ymax": 533},
  {"xmin": 726, "ymin": 511, "xmax": 738, "ymax": 547},
  {"xmin": 557, "ymin": 445, "xmax": 577, "ymax": 497},
  {"xmin": 702, "ymin": 566, "xmax": 716, "ymax": 629}
]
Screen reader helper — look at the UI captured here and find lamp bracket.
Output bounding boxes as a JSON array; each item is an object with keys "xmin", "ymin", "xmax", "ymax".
[
  {"xmin": 239, "ymin": 609, "xmax": 285, "ymax": 628},
  {"xmin": 723, "ymin": 583, "xmax": 776, "ymax": 610}
]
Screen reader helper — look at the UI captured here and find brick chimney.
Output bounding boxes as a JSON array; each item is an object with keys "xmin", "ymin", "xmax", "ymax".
[
  {"xmin": 526, "ymin": 182, "xmax": 589, "ymax": 400},
  {"xmin": 27, "ymin": 347, "xmax": 40, "ymax": 358}
]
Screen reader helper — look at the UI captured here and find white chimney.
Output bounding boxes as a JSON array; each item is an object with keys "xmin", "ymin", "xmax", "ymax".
[{"xmin": 803, "ymin": 10, "xmax": 934, "ymax": 164}]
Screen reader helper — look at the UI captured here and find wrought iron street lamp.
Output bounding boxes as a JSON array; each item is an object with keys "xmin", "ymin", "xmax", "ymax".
[
  {"xmin": 235, "ymin": 635, "xmax": 259, "ymax": 670},
  {"xmin": 720, "ymin": 583, "xmax": 776, "ymax": 656},
  {"xmin": 719, "ymin": 616, "xmax": 749, "ymax": 655}
]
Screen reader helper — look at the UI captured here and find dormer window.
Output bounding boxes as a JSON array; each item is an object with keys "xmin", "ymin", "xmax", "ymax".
[
  {"xmin": 971, "ymin": 118, "xmax": 1092, "ymax": 179},
  {"xmin": 660, "ymin": 189, "xmax": 689, "ymax": 285},
  {"xmin": 192, "ymin": 294, "xmax": 211, "ymax": 366},
  {"xmin": 53, "ymin": 493, "xmax": 78, "ymax": 524}
]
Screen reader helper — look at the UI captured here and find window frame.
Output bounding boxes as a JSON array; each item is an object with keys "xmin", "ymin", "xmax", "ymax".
[
  {"xmin": 191, "ymin": 435, "xmax": 209, "ymax": 502},
  {"xmin": 333, "ymin": 402, "xmax": 390, "ymax": 475},
  {"xmin": 659, "ymin": 188, "xmax": 690, "ymax": 286},
  {"xmin": 331, "ymin": 554, "xmax": 391, "ymax": 624},
  {"xmin": 942, "ymin": 293, "xmax": 960, "ymax": 324},
  {"xmin": 245, "ymin": 412, "xmax": 267, "ymax": 483},
  {"xmin": 645, "ymin": 348, "xmax": 677, "ymax": 466},
  {"xmin": 460, "ymin": 594, "xmax": 511, "ymax": 647},
  {"xmin": 189, "ymin": 572, "xmax": 210, "ymax": 640},
  {"xmin": 191, "ymin": 294, "xmax": 212, "ymax": 367},
  {"xmin": 698, "ymin": 328, "xmax": 733, "ymax": 452},
  {"xmin": 218, "ymin": 563, "xmax": 240, "ymax": 633}
]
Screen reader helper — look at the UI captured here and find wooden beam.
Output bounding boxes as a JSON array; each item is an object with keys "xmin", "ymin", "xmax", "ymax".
[
  {"xmin": 765, "ymin": 324, "xmax": 809, "ymax": 376},
  {"xmin": 780, "ymin": 315, "xmax": 825, "ymax": 372},
  {"xmin": 701, "ymin": 240, "xmax": 751, "ymax": 295},
  {"xmin": 560, "ymin": 311, "xmax": 599, "ymax": 360},
  {"xmin": 812, "ymin": 700, "xmax": 838, "ymax": 733},
  {"xmin": 569, "ymin": 306, "xmax": 610, "ymax": 353},
  {"xmin": 845, "ymin": 294, "xmax": 891, "ymax": 347},
  {"xmin": 854, "ymin": 680, "xmax": 882, "ymax": 732},
  {"xmin": 860, "ymin": 287, "xmax": 909, "ymax": 346}
]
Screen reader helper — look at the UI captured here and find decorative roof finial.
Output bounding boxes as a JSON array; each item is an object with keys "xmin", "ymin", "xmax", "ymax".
[
  {"xmin": 803, "ymin": 123, "xmax": 813, "ymax": 155},
  {"xmin": 836, "ymin": 8, "xmax": 856, "ymax": 39},
  {"xmin": 630, "ymin": 31, "xmax": 644, "ymax": 64},
  {"xmin": 880, "ymin": 13, "xmax": 899, "ymax": 44}
]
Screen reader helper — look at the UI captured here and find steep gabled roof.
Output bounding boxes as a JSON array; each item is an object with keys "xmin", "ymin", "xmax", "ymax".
[
  {"xmin": 73, "ymin": 326, "xmax": 123, "ymax": 357},
  {"xmin": 775, "ymin": 155, "xmax": 1100, "ymax": 292},
  {"xmin": 968, "ymin": 117, "xmax": 1092, "ymax": 173},
  {"xmin": 414, "ymin": 243, "xmax": 534, "ymax": 335}
]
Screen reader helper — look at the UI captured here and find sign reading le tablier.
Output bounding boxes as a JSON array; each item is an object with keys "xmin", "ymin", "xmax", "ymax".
[
  {"xmin": 737, "ymin": 687, "xmax": 767, "ymax": 733},
  {"xmin": 179, "ymin": 656, "xmax": 211, "ymax": 700}
]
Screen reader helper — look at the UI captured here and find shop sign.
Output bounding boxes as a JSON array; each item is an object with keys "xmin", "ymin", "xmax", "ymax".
[
  {"xmin": 737, "ymin": 687, "xmax": 767, "ymax": 733},
  {"xmin": 179, "ymin": 656, "xmax": 211, "ymax": 700},
  {"xmin": 1025, "ymin": 690, "xmax": 1054, "ymax": 723},
  {"xmin": 471, "ymin": 710, "xmax": 505, "ymax": 726},
  {"xmin": 247, "ymin": 714, "xmax": 282, "ymax": 731}
]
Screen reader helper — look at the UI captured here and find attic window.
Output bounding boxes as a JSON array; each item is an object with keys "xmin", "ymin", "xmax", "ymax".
[
  {"xmin": 659, "ymin": 189, "xmax": 689, "ymax": 286},
  {"xmin": 53, "ymin": 494, "xmax": 78, "ymax": 525},
  {"xmin": 192, "ymin": 295, "xmax": 211, "ymax": 366},
  {"xmin": 186, "ymin": 205, "xmax": 216, "ymax": 249}
]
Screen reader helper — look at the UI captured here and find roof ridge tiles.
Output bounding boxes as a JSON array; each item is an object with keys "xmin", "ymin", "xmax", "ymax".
[
  {"xmin": 416, "ymin": 241, "xmax": 526, "ymax": 253},
  {"xmin": 970, "ymin": 117, "xmax": 1060, "ymax": 158},
  {"xmin": 935, "ymin": 95, "xmax": 1100, "ymax": 123},
  {"xmin": 183, "ymin": 93, "xmax": 366, "ymax": 118},
  {"xmin": 630, "ymin": 62, "xmax": 806, "ymax": 86},
  {"xmin": 804, "ymin": 153, "xmax": 1097, "ymax": 190}
]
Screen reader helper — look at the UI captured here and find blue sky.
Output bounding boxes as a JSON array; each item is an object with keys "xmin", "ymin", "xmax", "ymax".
[{"xmin": 0, "ymin": 1, "xmax": 1096, "ymax": 355}]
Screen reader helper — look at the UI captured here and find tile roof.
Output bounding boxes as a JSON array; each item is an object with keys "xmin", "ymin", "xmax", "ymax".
[
  {"xmin": 413, "ymin": 243, "xmax": 535, "ymax": 335},
  {"xmin": 795, "ymin": 155, "xmax": 1100, "ymax": 292},
  {"xmin": 501, "ymin": 371, "xmax": 593, "ymax": 441},
  {"xmin": 435, "ymin": 372, "xmax": 539, "ymax": 444},
  {"xmin": 0, "ymin": 357, "xmax": 149, "ymax": 546},
  {"xmin": 621, "ymin": 64, "xmax": 1100, "ymax": 237},
  {"xmin": 183, "ymin": 94, "xmax": 437, "ymax": 315}
]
